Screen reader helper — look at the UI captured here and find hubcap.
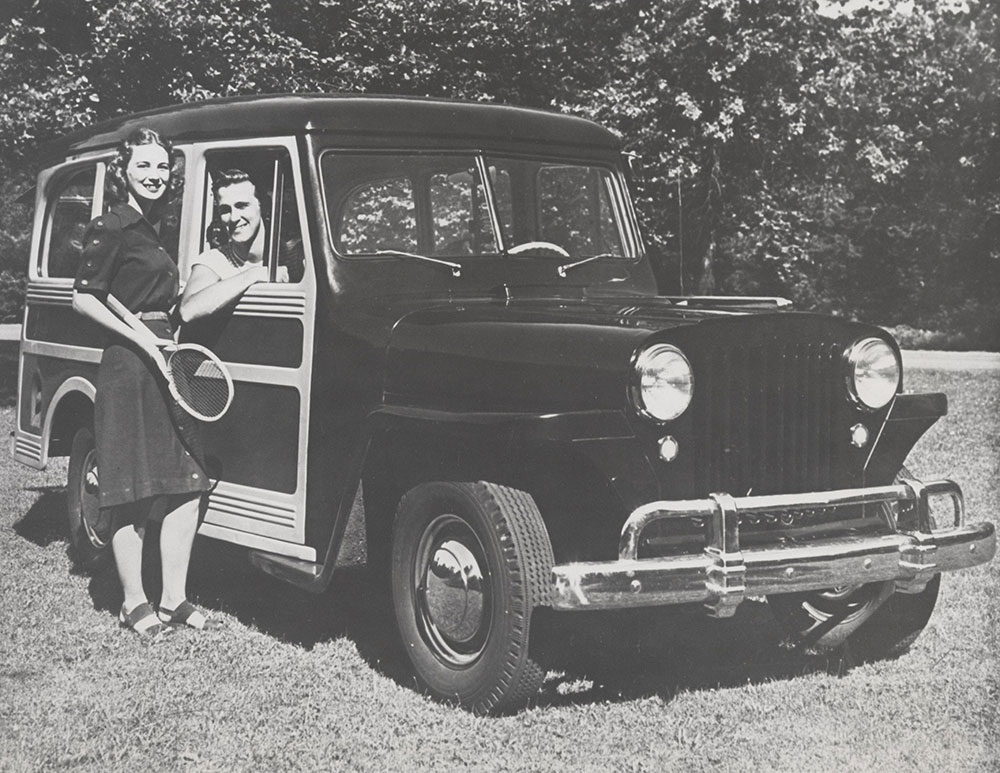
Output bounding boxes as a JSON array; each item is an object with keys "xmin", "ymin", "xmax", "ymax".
[
  {"xmin": 79, "ymin": 449, "xmax": 108, "ymax": 548},
  {"xmin": 415, "ymin": 514, "xmax": 490, "ymax": 666},
  {"xmin": 804, "ymin": 583, "xmax": 879, "ymax": 622}
]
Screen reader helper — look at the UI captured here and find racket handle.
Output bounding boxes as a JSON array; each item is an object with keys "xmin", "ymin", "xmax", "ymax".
[{"xmin": 106, "ymin": 294, "xmax": 163, "ymax": 347}]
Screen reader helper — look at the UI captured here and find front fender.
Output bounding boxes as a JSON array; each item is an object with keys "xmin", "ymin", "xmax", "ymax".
[
  {"xmin": 362, "ymin": 405, "xmax": 657, "ymax": 564},
  {"xmin": 866, "ymin": 392, "xmax": 947, "ymax": 483}
]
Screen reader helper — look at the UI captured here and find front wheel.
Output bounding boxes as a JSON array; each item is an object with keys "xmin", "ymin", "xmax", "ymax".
[
  {"xmin": 768, "ymin": 466, "xmax": 941, "ymax": 660},
  {"xmin": 390, "ymin": 481, "xmax": 553, "ymax": 715},
  {"xmin": 66, "ymin": 426, "xmax": 111, "ymax": 572}
]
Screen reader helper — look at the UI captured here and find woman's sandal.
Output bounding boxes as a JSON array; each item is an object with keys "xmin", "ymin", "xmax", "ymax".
[
  {"xmin": 119, "ymin": 602, "xmax": 172, "ymax": 639},
  {"xmin": 157, "ymin": 600, "xmax": 222, "ymax": 630}
]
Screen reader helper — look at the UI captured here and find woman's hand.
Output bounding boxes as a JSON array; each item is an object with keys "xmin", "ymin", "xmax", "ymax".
[{"xmin": 143, "ymin": 340, "xmax": 171, "ymax": 381}]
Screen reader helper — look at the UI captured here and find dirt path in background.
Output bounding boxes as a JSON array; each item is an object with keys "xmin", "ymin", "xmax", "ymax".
[{"xmin": 902, "ymin": 350, "xmax": 1000, "ymax": 371}]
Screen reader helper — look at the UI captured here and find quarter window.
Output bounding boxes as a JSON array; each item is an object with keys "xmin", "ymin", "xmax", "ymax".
[{"xmin": 44, "ymin": 166, "xmax": 98, "ymax": 278}]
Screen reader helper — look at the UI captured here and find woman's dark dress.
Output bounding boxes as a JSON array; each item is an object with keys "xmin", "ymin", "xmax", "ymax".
[{"xmin": 74, "ymin": 203, "xmax": 209, "ymax": 510}]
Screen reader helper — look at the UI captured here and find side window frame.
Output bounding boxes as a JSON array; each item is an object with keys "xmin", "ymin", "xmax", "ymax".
[
  {"xmin": 38, "ymin": 158, "xmax": 107, "ymax": 279},
  {"xmin": 183, "ymin": 137, "xmax": 311, "ymax": 286}
]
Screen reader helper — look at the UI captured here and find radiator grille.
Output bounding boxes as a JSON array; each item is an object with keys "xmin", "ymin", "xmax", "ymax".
[{"xmin": 692, "ymin": 341, "xmax": 845, "ymax": 497}]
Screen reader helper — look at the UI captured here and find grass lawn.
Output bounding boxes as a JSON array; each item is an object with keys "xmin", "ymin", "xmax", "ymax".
[{"xmin": 1, "ymin": 369, "xmax": 997, "ymax": 772}]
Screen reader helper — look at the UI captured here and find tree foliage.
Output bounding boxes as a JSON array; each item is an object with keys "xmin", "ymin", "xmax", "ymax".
[{"xmin": 0, "ymin": 0, "xmax": 995, "ymax": 346}]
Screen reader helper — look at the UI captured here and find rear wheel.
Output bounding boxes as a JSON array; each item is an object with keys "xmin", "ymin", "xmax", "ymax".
[
  {"xmin": 390, "ymin": 481, "xmax": 553, "ymax": 715},
  {"xmin": 66, "ymin": 426, "xmax": 111, "ymax": 571}
]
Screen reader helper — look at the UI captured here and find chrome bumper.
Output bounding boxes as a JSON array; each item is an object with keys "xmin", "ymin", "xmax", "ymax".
[{"xmin": 551, "ymin": 478, "xmax": 996, "ymax": 616}]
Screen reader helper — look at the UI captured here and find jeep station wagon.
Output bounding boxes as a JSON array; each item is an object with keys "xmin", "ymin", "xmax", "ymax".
[{"xmin": 14, "ymin": 95, "xmax": 995, "ymax": 714}]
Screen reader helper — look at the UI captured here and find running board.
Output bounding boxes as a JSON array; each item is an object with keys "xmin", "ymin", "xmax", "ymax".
[{"xmin": 248, "ymin": 550, "xmax": 325, "ymax": 591}]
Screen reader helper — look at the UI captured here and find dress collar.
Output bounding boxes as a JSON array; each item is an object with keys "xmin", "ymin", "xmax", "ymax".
[{"xmin": 108, "ymin": 202, "xmax": 145, "ymax": 227}]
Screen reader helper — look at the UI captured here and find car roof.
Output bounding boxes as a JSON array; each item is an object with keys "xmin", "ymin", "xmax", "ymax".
[{"xmin": 45, "ymin": 93, "xmax": 621, "ymax": 161}]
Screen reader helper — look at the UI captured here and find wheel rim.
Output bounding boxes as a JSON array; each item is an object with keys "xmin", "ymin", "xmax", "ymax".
[
  {"xmin": 78, "ymin": 448, "xmax": 108, "ymax": 549},
  {"xmin": 802, "ymin": 583, "xmax": 882, "ymax": 624},
  {"xmin": 414, "ymin": 513, "xmax": 491, "ymax": 667}
]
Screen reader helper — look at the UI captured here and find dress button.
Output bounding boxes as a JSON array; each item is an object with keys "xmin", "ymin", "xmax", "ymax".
[
  {"xmin": 80, "ymin": 279, "xmax": 89, "ymax": 285},
  {"xmin": 191, "ymin": 473, "xmax": 199, "ymax": 479}
]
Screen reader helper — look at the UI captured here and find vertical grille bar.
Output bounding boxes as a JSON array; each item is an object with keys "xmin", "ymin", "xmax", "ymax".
[{"xmin": 693, "ymin": 339, "xmax": 839, "ymax": 498}]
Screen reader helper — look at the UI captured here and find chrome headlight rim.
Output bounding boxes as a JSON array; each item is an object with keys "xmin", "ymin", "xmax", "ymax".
[
  {"xmin": 845, "ymin": 336, "xmax": 901, "ymax": 411},
  {"xmin": 630, "ymin": 343, "xmax": 694, "ymax": 422}
]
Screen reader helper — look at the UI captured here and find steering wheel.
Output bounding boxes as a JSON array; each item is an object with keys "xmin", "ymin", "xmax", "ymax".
[{"xmin": 507, "ymin": 241, "xmax": 570, "ymax": 258}]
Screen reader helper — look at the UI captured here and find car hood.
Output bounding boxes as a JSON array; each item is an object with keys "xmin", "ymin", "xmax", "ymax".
[{"xmin": 379, "ymin": 295, "xmax": 884, "ymax": 415}]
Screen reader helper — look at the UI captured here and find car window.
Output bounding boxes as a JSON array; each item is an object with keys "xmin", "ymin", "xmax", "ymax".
[
  {"xmin": 322, "ymin": 153, "xmax": 498, "ymax": 257},
  {"xmin": 340, "ymin": 176, "xmax": 417, "ymax": 254},
  {"xmin": 157, "ymin": 152, "xmax": 185, "ymax": 263},
  {"xmin": 484, "ymin": 157, "xmax": 627, "ymax": 257},
  {"xmin": 44, "ymin": 166, "xmax": 97, "ymax": 278},
  {"xmin": 538, "ymin": 165, "xmax": 623, "ymax": 256},
  {"xmin": 201, "ymin": 148, "xmax": 303, "ymax": 282}
]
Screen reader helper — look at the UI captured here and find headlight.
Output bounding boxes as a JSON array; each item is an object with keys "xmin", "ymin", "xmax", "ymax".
[
  {"xmin": 846, "ymin": 337, "xmax": 900, "ymax": 410},
  {"xmin": 632, "ymin": 344, "xmax": 693, "ymax": 421}
]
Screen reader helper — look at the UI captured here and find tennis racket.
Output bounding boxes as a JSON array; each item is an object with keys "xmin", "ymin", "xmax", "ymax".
[{"xmin": 106, "ymin": 294, "xmax": 234, "ymax": 422}]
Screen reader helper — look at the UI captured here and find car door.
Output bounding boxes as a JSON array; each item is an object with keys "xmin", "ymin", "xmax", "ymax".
[{"xmin": 181, "ymin": 138, "xmax": 316, "ymax": 561}]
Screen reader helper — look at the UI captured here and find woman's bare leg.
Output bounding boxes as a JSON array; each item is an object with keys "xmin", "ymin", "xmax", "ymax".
[
  {"xmin": 158, "ymin": 494, "xmax": 200, "ymax": 611},
  {"xmin": 111, "ymin": 513, "xmax": 147, "ymax": 612}
]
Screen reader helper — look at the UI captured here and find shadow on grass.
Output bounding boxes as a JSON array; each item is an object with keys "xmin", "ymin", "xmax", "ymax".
[
  {"xmin": 176, "ymin": 536, "xmax": 856, "ymax": 710},
  {"xmin": 531, "ymin": 604, "xmax": 854, "ymax": 709},
  {"xmin": 13, "ymin": 486, "xmax": 67, "ymax": 546},
  {"xmin": 10, "ymin": 483, "xmax": 857, "ymax": 712},
  {"xmin": 175, "ymin": 537, "xmax": 414, "ymax": 682}
]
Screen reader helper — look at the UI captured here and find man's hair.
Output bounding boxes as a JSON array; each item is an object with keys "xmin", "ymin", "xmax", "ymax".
[{"xmin": 212, "ymin": 169, "xmax": 258, "ymax": 200}]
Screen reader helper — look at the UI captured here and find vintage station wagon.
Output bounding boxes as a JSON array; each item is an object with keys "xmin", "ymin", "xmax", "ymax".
[{"xmin": 13, "ymin": 95, "xmax": 995, "ymax": 714}]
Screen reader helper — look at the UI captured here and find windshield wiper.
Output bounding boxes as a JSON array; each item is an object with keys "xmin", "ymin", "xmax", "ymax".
[
  {"xmin": 369, "ymin": 249, "xmax": 462, "ymax": 277},
  {"xmin": 557, "ymin": 253, "xmax": 619, "ymax": 277}
]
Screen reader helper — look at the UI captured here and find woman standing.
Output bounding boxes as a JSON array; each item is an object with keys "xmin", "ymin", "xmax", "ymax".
[{"xmin": 72, "ymin": 127, "xmax": 216, "ymax": 636}]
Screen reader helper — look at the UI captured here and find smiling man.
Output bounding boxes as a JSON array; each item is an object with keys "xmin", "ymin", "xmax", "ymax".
[{"xmin": 179, "ymin": 169, "xmax": 289, "ymax": 323}]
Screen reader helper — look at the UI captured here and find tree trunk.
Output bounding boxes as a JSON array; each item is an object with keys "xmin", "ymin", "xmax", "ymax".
[{"xmin": 699, "ymin": 237, "xmax": 716, "ymax": 294}]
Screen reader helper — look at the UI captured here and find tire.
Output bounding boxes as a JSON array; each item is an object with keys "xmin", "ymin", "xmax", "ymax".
[
  {"xmin": 390, "ymin": 481, "xmax": 554, "ymax": 715},
  {"xmin": 768, "ymin": 466, "xmax": 940, "ymax": 658},
  {"xmin": 767, "ymin": 579, "xmax": 896, "ymax": 650},
  {"xmin": 66, "ymin": 426, "xmax": 111, "ymax": 572}
]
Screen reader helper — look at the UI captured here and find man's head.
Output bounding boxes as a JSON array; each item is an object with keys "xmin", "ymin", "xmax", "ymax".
[{"xmin": 213, "ymin": 169, "xmax": 263, "ymax": 248}]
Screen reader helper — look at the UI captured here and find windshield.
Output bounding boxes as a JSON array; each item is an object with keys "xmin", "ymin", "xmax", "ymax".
[
  {"xmin": 483, "ymin": 156, "xmax": 629, "ymax": 258},
  {"xmin": 322, "ymin": 152, "xmax": 635, "ymax": 260},
  {"xmin": 323, "ymin": 152, "xmax": 497, "ymax": 258}
]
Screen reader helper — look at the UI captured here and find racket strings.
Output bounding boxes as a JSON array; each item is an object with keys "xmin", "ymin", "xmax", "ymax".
[{"xmin": 166, "ymin": 347, "xmax": 231, "ymax": 420}]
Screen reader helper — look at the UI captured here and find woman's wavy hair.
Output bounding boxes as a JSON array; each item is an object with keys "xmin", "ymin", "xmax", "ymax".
[{"xmin": 106, "ymin": 127, "xmax": 183, "ymax": 204}]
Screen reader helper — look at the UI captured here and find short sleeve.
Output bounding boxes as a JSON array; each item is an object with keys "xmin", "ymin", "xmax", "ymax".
[
  {"xmin": 189, "ymin": 248, "xmax": 238, "ymax": 280},
  {"xmin": 73, "ymin": 216, "xmax": 123, "ymax": 297}
]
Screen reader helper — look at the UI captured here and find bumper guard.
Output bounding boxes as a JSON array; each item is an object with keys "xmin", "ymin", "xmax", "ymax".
[{"xmin": 551, "ymin": 478, "xmax": 995, "ymax": 616}]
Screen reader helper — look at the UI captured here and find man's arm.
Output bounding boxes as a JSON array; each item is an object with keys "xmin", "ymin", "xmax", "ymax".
[{"xmin": 178, "ymin": 263, "xmax": 268, "ymax": 324}]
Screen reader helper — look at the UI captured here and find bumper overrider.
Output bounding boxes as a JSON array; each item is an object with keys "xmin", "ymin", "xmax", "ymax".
[{"xmin": 551, "ymin": 478, "xmax": 995, "ymax": 616}]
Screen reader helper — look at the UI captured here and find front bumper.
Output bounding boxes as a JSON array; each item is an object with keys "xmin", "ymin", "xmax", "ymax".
[{"xmin": 551, "ymin": 478, "xmax": 995, "ymax": 616}]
